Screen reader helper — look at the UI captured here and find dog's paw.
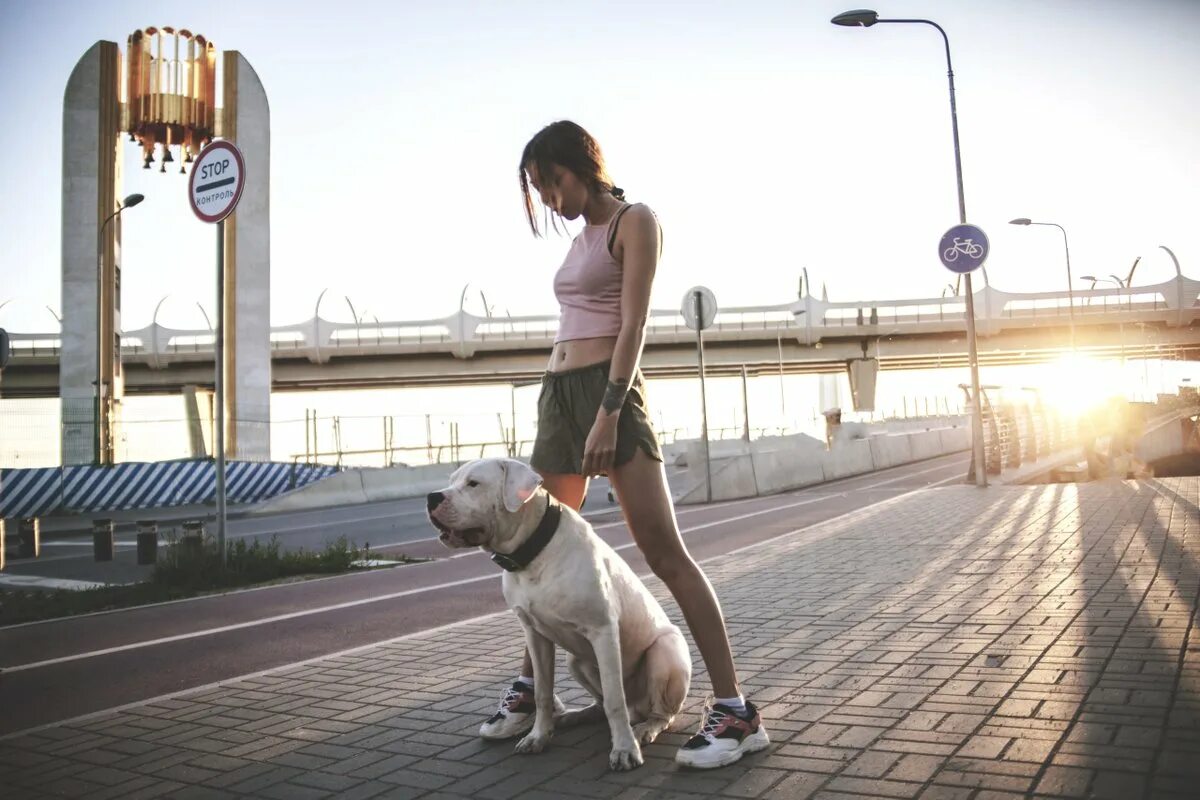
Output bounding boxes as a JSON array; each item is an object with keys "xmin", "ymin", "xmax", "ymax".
[
  {"xmin": 555, "ymin": 703, "xmax": 605, "ymax": 729},
  {"xmin": 514, "ymin": 731, "xmax": 551, "ymax": 755},
  {"xmin": 609, "ymin": 741, "xmax": 643, "ymax": 771},
  {"xmin": 632, "ymin": 718, "xmax": 669, "ymax": 745}
]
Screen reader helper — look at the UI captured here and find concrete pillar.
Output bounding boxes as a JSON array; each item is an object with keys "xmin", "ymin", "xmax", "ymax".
[
  {"xmin": 61, "ymin": 41, "xmax": 122, "ymax": 465},
  {"xmin": 182, "ymin": 385, "xmax": 213, "ymax": 458},
  {"xmin": 847, "ymin": 358, "xmax": 878, "ymax": 413},
  {"xmin": 219, "ymin": 52, "xmax": 272, "ymax": 460}
]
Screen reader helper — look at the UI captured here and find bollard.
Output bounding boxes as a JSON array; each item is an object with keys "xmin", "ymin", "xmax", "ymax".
[
  {"xmin": 136, "ymin": 520, "xmax": 159, "ymax": 566},
  {"xmin": 1, "ymin": 518, "xmax": 5, "ymax": 571},
  {"xmin": 17, "ymin": 517, "xmax": 40, "ymax": 559},
  {"xmin": 181, "ymin": 520, "xmax": 205, "ymax": 559},
  {"xmin": 93, "ymin": 518, "xmax": 115, "ymax": 562}
]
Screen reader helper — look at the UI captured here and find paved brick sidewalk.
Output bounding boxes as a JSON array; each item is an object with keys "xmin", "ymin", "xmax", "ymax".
[{"xmin": 2, "ymin": 479, "xmax": 1198, "ymax": 799}]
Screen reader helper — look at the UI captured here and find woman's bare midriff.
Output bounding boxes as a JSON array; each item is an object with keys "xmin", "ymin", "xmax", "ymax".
[{"xmin": 548, "ymin": 336, "xmax": 618, "ymax": 372}]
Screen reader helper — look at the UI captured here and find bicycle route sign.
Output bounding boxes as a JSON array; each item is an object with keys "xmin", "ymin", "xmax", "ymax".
[
  {"xmin": 189, "ymin": 140, "xmax": 245, "ymax": 223},
  {"xmin": 938, "ymin": 223, "xmax": 989, "ymax": 274}
]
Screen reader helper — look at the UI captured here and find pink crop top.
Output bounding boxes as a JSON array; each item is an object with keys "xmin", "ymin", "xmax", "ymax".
[{"xmin": 553, "ymin": 204, "xmax": 633, "ymax": 343}]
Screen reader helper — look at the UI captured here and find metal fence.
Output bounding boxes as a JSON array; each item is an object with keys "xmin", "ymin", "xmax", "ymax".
[
  {"xmin": 965, "ymin": 386, "xmax": 1079, "ymax": 480},
  {"xmin": 1, "ymin": 392, "xmax": 966, "ymax": 471}
]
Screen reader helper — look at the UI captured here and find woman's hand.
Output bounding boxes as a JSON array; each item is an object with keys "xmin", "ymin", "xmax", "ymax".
[{"xmin": 582, "ymin": 413, "xmax": 620, "ymax": 476}]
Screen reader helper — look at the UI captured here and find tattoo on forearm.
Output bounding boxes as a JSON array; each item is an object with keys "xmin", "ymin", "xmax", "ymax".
[{"xmin": 601, "ymin": 379, "xmax": 630, "ymax": 415}]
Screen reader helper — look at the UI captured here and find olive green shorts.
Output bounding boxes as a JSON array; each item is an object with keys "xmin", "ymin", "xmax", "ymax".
[{"xmin": 530, "ymin": 361, "xmax": 664, "ymax": 476}]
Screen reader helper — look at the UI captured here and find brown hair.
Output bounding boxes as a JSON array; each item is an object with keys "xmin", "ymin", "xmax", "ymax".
[{"xmin": 519, "ymin": 120, "xmax": 625, "ymax": 236}]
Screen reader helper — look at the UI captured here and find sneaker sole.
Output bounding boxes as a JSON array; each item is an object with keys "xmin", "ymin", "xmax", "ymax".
[
  {"xmin": 675, "ymin": 727, "xmax": 770, "ymax": 769},
  {"xmin": 479, "ymin": 715, "xmax": 535, "ymax": 741},
  {"xmin": 479, "ymin": 697, "xmax": 567, "ymax": 741}
]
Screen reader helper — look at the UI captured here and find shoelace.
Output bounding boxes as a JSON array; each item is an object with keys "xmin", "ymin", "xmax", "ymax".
[
  {"xmin": 499, "ymin": 685, "xmax": 530, "ymax": 713},
  {"xmin": 696, "ymin": 706, "xmax": 730, "ymax": 738}
]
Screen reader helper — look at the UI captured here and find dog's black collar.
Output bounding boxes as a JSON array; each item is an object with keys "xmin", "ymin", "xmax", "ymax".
[{"xmin": 492, "ymin": 496, "xmax": 561, "ymax": 572}]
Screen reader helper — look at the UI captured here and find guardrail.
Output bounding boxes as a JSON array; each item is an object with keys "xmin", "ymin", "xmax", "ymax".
[{"xmin": 963, "ymin": 385, "xmax": 1077, "ymax": 481}]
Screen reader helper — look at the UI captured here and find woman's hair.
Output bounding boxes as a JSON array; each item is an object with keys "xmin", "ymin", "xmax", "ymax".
[{"xmin": 519, "ymin": 120, "xmax": 625, "ymax": 236}]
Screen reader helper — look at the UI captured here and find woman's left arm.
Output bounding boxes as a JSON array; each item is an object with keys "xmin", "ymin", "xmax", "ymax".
[{"xmin": 581, "ymin": 205, "xmax": 660, "ymax": 476}]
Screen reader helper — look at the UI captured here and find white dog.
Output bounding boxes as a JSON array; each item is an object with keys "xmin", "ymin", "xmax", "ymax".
[{"xmin": 427, "ymin": 458, "xmax": 691, "ymax": 771}]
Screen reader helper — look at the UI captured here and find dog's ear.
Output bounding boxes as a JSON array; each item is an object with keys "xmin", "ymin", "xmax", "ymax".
[{"xmin": 502, "ymin": 459, "xmax": 543, "ymax": 513}]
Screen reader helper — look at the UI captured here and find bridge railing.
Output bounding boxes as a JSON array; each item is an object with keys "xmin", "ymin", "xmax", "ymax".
[
  {"xmin": 962, "ymin": 386, "xmax": 1080, "ymax": 480},
  {"xmin": 6, "ymin": 275, "xmax": 1197, "ymax": 366}
]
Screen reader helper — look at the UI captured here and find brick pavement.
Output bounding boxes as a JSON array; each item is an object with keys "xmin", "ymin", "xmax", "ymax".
[{"xmin": 2, "ymin": 479, "xmax": 1198, "ymax": 799}]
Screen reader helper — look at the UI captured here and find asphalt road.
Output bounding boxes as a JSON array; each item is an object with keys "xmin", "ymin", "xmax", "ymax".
[{"xmin": 0, "ymin": 453, "xmax": 968, "ymax": 737}]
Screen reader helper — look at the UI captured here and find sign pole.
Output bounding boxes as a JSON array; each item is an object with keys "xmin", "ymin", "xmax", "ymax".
[
  {"xmin": 963, "ymin": 273, "xmax": 986, "ymax": 488},
  {"xmin": 695, "ymin": 290, "xmax": 712, "ymax": 503},
  {"xmin": 215, "ymin": 219, "xmax": 227, "ymax": 561},
  {"xmin": 186, "ymin": 139, "xmax": 242, "ymax": 563},
  {"xmin": 189, "ymin": 139, "xmax": 244, "ymax": 565},
  {"xmin": 938, "ymin": 223, "xmax": 990, "ymax": 488}
]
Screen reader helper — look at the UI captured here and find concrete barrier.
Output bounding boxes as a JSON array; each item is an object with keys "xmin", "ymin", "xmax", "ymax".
[
  {"xmin": 676, "ymin": 419, "xmax": 970, "ymax": 505},
  {"xmin": 250, "ymin": 459, "xmax": 534, "ymax": 515},
  {"xmin": 359, "ymin": 463, "xmax": 460, "ymax": 504},
  {"xmin": 753, "ymin": 447, "xmax": 827, "ymax": 495},
  {"xmin": 252, "ymin": 470, "xmax": 370, "ymax": 513}
]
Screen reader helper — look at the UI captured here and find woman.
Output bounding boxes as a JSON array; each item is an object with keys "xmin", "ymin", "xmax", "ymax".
[{"xmin": 479, "ymin": 120, "xmax": 768, "ymax": 770}]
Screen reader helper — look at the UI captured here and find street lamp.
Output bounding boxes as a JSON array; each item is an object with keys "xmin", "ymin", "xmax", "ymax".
[
  {"xmin": 832, "ymin": 9, "xmax": 988, "ymax": 487},
  {"xmin": 1009, "ymin": 217, "xmax": 1076, "ymax": 351},
  {"xmin": 95, "ymin": 192, "xmax": 145, "ymax": 464},
  {"xmin": 1080, "ymin": 275, "xmax": 1127, "ymax": 365}
]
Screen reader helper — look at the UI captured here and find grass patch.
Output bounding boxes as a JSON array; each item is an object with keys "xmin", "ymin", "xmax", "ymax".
[{"xmin": 0, "ymin": 535, "xmax": 421, "ymax": 627}]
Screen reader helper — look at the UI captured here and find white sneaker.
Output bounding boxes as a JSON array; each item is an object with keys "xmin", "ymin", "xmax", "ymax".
[
  {"xmin": 675, "ymin": 697, "xmax": 770, "ymax": 769},
  {"xmin": 479, "ymin": 681, "xmax": 566, "ymax": 741}
]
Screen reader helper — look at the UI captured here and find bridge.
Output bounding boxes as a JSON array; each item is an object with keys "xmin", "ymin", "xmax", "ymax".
[{"xmin": 3, "ymin": 276, "xmax": 1198, "ymax": 396}]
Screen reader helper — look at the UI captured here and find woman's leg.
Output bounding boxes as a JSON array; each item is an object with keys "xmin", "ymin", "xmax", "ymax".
[
  {"xmin": 607, "ymin": 449, "xmax": 739, "ymax": 698},
  {"xmin": 608, "ymin": 449, "xmax": 769, "ymax": 768}
]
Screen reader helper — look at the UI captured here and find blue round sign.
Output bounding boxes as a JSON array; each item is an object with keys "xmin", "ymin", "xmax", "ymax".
[{"xmin": 939, "ymin": 224, "xmax": 989, "ymax": 274}]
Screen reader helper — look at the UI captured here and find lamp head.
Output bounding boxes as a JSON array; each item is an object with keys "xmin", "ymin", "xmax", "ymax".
[
  {"xmin": 122, "ymin": 193, "xmax": 145, "ymax": 209},
  {"xmin": 1080, "ymin": 275, "xmax": 1097, "ymax": 282},
  {"xmin": 831, "ymin": 9, "xmax": 879, "ymax": 27},
  {"xmin": 1008, "ymin": 218, "xmax": 1031, "ymax": 226}
]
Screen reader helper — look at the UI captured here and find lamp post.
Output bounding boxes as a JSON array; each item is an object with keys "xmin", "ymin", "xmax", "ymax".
[
  {"xmin": 832, "ymin": 8, "xmax": 987, "ymax": 487},
  {"xmin": 95, "ymin": 192, "xmax": 145, "ymax": 464},
  {"xmin": 1009, "ymin": 218, "xmax": 1076, "ymax": 351},
  {"xmin": 1081, "ymin": 275, "xmax": 1126, "ymax": 366}
]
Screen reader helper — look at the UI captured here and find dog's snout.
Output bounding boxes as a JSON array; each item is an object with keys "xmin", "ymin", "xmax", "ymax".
[{"xmin": 426, "ymin": 492, "xmax": 445, "ymax": 512}]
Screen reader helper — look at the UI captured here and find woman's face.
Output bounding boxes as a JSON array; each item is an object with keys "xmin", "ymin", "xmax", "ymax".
[{"xmin": 527, "ymin": 163, "xmax": 589, "ymax": 221}]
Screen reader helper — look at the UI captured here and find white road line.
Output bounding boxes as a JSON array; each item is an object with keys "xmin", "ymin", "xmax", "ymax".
[
  {"xmin": 0, "ymin": 480, "xmax": 935, "ymax": 741},
  {"xmin": 0, "ymin": 463, "xmax": 961, "ymax": 672},
  {"xmin": 1, "ymin": 574, "xmax": 503, "ymax": 674}
]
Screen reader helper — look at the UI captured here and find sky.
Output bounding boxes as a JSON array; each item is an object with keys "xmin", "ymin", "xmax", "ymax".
[{"xmin": 0, "ymin": 0, "xmax": 1198, "ymax": 334}]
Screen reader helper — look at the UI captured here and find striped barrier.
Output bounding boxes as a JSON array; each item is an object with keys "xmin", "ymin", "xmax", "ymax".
[{"xmin": 0, "ymin": 461, "xmax": 340, "ymax": 519}]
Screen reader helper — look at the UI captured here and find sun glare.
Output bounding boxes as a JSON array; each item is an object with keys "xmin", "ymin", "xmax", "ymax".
[{"xmin": 1036, "ymin": 354, "xmax": 1124, "ymax": 419}]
